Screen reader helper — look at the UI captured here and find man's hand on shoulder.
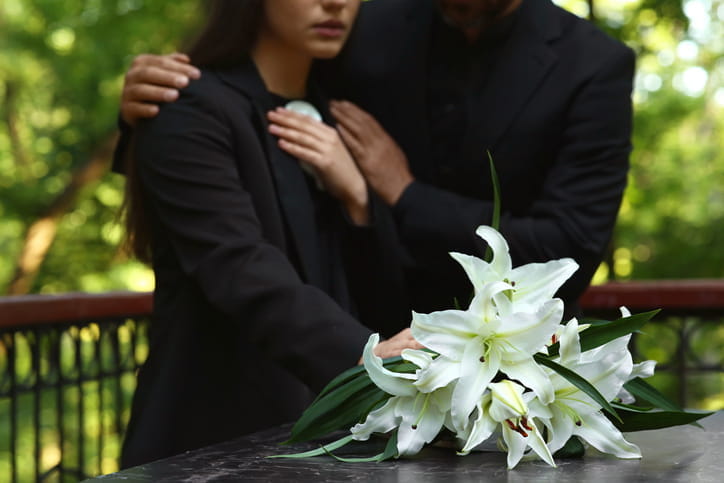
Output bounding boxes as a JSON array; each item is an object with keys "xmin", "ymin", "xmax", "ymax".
[{"xmin": 121, "ymin": 53, "xmax": 201, "ymax": 126}]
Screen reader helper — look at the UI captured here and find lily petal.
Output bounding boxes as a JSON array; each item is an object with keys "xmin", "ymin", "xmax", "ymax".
[
  {"xmin": 527, "ymin": 422, "xmax": 557, "ymax": 467},
  {"xmin": 475, "ymin": 225, "xmax": 512, "ymax": 276},
  {"xmin": 574, "ymin": 411, "xmax": 641, "ymax": 459},
  {"xmin": 502, "ymin": 424, "xmax": 527, "ymax": 469},
  {"xmin": 451, "ymin": 341, "xmax": 500, "ymax": 432},
  {"xmin": 459, "ymin": 396, "xmax": 497, "ymax": 454},
  {"xmin": 402, "ymin": 348, "xmax": 434, "ymax": 372},
  {"xmin": 509, "ymin": 258, "xmax": 578, "ymax": 308},
  {"xmin": 498, "ymin": 299, "xmax": 564, "ymax": 357},
  {"xmin": 397, "ymin": 399, "xmax": 446, "ymax": 456},
  {"xmin": 630, "ymin": 360, "xmax": 656, "ymax": 379},
  {"xmin": 489, "ymin": 380, "xmax": 528, "ymax": 422},
  {"xmin": 411, "ymin": 310, "xmax": 478, "ymax": 359},
  {"xmin": 449, "ymin": 252, "xmax": 497, "ymax": 295},
  {"xmin": 558, "ymin": 318, "xmax": 582, "ymax": 366},
  {"xmin": 350, "ymin": 398, "xmax": 398, "ymax": 441},
  {"xmin": 502, "ymin": 357, "xmax": 554, "ymax": 404},
  {"xmin": 414, "ymin": 356, "xmax": 461, "ymax": 393},
  {"xmin": 363, "ymin": 334, "xmax": 417, "ymax": 397}
]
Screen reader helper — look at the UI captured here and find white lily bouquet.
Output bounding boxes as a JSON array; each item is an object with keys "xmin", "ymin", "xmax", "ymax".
[{"xmin": 273, "ymin": 224, "xmax": 711, "ymax": 468}]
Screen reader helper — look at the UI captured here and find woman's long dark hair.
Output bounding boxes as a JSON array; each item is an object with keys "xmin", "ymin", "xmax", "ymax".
[
  {"xmin": 123, "ymin": 0, "xmax": 263, "ymax": 263},
  {"xmin": 187, "ymin": 0, "xmax": 263, "ymax": 68}
]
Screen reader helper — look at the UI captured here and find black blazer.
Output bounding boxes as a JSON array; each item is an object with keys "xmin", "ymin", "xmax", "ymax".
[
  {"xmin": 120, "ymin": 60, "xmax": 406, "ymax": 468},
  {"xmin": 318, "ymin": 0, "xmax": 635, "ymax": 315}
]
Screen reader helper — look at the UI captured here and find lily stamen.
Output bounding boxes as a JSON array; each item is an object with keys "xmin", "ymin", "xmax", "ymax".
[{"xmin": 521, "ymin": 416, "xmax": 533, "ymax": 431}]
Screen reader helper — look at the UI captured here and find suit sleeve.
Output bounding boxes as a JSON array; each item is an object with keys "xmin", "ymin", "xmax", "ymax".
[
  {"xmin": 134, "ymin": 82, "xmax": 372, "ymax": 391},
  {"xmin": 340, "ymin": 194, "xmax": 411, "ymax": 337},
  {"xmin": 392, "ymin": 45, "xmax": 635, "ymax": 302}
]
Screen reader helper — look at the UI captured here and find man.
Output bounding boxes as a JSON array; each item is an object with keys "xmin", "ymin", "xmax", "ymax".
[{"xmin": 118, "ymin": 0, "xmax": 635, "ymax": 317}]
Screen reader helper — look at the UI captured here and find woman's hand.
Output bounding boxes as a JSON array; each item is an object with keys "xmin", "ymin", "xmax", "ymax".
[
  {"xmin": 359, "ymin": 328, "xmax": 424, "ymax": 364},
  {"xmin": 267, "ymin": 108, "xmax": 369, "ymax": 225}
]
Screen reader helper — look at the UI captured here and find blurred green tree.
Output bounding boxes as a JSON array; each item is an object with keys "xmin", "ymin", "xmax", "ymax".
[
  {"xmin": 0, "ymin": 0, "xmax": 722, "ymax": 293},
  {"xmin": 0, "ymin": 0, "xmax": 202, "ymax": 295}
]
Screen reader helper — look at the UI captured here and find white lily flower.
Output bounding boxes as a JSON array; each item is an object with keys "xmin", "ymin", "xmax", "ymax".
[
  {"xmin": 412, "ymin": 292, "xmax": 564, "ymax": 432},
  {"xmin": 529, "ymin": 320, "xmax": 641, "ymax": 459},
  {"xmin": 459, "ymin": 380, "xmax": 556, "ymax": 469},
  {"xmin": 617, "ymin": 359, "xmax": 657, "ymax": 404},
  {"xmin": 350, "ymin": 334, "xmax": 454, "ymax": 456},
  {"xmin": 450, "ymin": 226, "xmax": 579, "ymax": 312}
]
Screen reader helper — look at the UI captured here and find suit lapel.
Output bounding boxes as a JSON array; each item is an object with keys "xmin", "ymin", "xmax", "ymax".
[
  {"xmin": 381, "ymin": 0, "xmax": 436, "ymax": 182},
  {"xmin": 216, "ymin": 61, "xmax": 323, "ymax": 285},
  {"xmin": 464, "ymin": 0, "xmax": 562, "ymax": 157},
  {"xmin": 324, "ymin": 0, "xmax": 436, "ymax": 182}
]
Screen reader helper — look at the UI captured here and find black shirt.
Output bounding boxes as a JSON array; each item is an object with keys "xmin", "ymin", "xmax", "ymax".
[
  {"xmin": 267, "ymin": 92, "xmax": 352, "ymax": 312},
  {"xmin": 426, "ymin": 9, "xmax": 521, "ymax": 193}
]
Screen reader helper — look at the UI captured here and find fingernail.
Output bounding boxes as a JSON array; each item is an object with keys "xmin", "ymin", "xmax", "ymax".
[
  {"xmin": 175, "ymin": 76, "xmax": 189, "ymax": 88},
  {"xmin": 189, "ymin": 68, "xmax": 201, "ymax": 79},
  {"xmin": 164, "ymin": 90, "xmax": 179, "ymax": 101}
]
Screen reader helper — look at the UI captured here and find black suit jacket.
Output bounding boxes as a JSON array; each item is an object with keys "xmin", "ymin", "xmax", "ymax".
[
  {"xmin": 120, "ymin": 60, "xmax": 406, "ymax": 468},
  {"xmin": 318, "ymin": 0, "xmax": 635, "ymax": 315}
]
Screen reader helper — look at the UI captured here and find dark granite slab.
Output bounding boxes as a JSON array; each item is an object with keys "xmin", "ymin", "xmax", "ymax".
[{"xmin": 89, "ymin": 412, "xmax": 722, "ymax": 482}]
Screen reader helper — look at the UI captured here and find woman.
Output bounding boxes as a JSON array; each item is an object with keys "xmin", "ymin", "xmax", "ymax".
[{"xmin": 121, "ymin": 0, "xmax": 417, "ymax": 468}]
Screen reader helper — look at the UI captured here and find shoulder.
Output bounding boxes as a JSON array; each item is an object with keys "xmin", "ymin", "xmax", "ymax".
[
  {"xmin": 173, "ymin": 67, "xmax": 254, "ymax": 120},
  {"xmin": 138, "ymin": 65, "xmax": 258, "ymax": 142},
  {"xmin": 550, "ymin": 2, "xmax": 634, "ymax": 66}
]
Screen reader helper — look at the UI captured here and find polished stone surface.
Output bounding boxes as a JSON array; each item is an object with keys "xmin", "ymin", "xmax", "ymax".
[{"xmin": 89, "ymin": 412, "xmax": 722, "ymax": 482}]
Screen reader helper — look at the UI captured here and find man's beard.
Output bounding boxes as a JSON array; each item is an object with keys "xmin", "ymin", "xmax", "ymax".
[{"xmin": 435, "ymin": 0, "xmax": 512, "ymax": 30}]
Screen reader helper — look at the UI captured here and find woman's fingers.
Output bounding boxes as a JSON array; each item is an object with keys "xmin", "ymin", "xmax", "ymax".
[
  {"xmin": 268, "ymin": 123, "xmax": 322, "ymax": 153},
  {"xmin": 372, "ymin": 328, "xmax": 425, "ymax": 360},
  {"xmin": 276, "ymin": 138, "xmax": 322, "ymax": 166},
  {"xmin": 267, "ymin": 109, "xmax": 331, "ymax": 143}
]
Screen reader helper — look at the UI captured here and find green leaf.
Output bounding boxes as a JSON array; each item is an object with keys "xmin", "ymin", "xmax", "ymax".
[
  {"xmin": 268, "ymin": 434, "xmax": 355, "ymax": 459},
  {"xmin": 314, "ymin": 356, "xmax": 412, "ymax": 402},
  {"xmin": 288, "ymin": 355, "xmax": 420, "ymax": 443},
  {"xmin": 488, "ymin": 151, "xmax": 501, "ymax": 232},
  {"xmin": 484, "ymin": 151, "xmax": 501, "ymax": 262},
  {"xmin": 287, "ymin": 382, "xmax": 387, "ymax": 443},
  {"xmin": 314, "ymin": 357, "xmax": 398, "ymax": 402},
  {"xmin": 623, "ymin": 377, "xmax": 682, "ymax": 411},
  {"xmin": 610, "ymin": 403, "xmax": 713, "ymax": 432},
  {"xmin": 324, "ymin": 432, "xmax": 399, "ymax": 463},
  {"xmin": 378, "ymin": 431, "xmax": 400, "ymax": 462},
  {"xmin": 534, "ymin": 354, "xmax": 621, "ymax": 423},
  {"xmin": 578, "ymin": 310, "xmax": 659, "ymax": 352},
  {"xmin": 553, "ymin": 436, "xmax": 585, "ymax": 459}
]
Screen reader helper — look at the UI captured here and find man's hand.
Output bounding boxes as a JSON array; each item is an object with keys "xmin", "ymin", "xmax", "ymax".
[
  {"xmin": 362, "ymin": 328, "xmax": 423, "ymax": 364},
  {"xmin": 121, "ymin": 53, "xmax": 201, "ymax": 126},
  {"xmin": 331, "ymin": 100, "xmax": 414, "ymax": 206},
  {"xmin": 267, "ymin": 107, "xmax": 370, "ymax": 225}
]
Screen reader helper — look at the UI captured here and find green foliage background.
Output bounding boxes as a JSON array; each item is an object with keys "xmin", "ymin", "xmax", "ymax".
[
  {"xmin": 1, "ymin": 0, "xmax": 722, "ymax": 294},
  {"xmin": 0, "ymin": 0, "xmax": 202, "ymax": 295}
]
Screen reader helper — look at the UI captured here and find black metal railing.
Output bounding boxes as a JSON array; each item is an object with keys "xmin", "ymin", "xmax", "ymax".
[
  {"xmin": 580, "ymin": 280, "xmax": 724, "ymax": 409},
  {"xmin": 0, "ymin": 293, "xmax": 150, "ymax": 482},
  {"xmin": 1, "ymin": 282, "xmax": 723, "ymax": 481}
]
